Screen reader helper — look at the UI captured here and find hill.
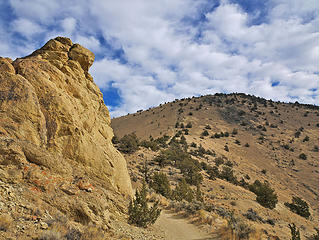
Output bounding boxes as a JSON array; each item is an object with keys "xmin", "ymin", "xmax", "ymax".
[{"xmin": 112, "ymin": 93, "xmax": 319, "ymax": 239}]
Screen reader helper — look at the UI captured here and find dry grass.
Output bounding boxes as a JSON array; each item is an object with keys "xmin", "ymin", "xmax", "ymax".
[{"xmin": 0, "ymin": 214, "xmax": 13, "ymax": 232}]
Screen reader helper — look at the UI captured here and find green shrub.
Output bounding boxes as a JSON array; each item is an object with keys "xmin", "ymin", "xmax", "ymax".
[
  {"xmin": 140, "ymin": 140, "xmax": 159, "ymax": 151},
  {"xmin": 118, "ymin": 133, "xmax": 139, "ymax": 153},
  {"xmin": 232, "ymin": 128, "xmax": 238, "ymax": 135},
  {"xmin": 155, "ymin": 145, "xmax": 190, "ymax": 167},
  {"xmin": 190, "ymin": 142, "xmax": 197, "ymax": 148},
  {"xmin": 154, "ymin": 135, "xmax": 170, "ymax": 148},
  {"xmin": 183, "ymin": 168, "xmax": 203, "ymax": 186},
  {"xmin": 173, "ymin": 178, "xmax": 194, "ymax": 202},
  {"xmin": 295, "ymin": 131, "xmax": 301, "ymax": 138},
  {"xmin": 150, "ymin": 172, "xmax": 171, "ymax": 198},
  {"xmin": 128, "ymin": 182, "xmax": 161, "ymax": 228},
  {"xmin": 289, "ymin": 223, "xmax": 301, "ymax": 240},
  {"xmin": 249, "ymin": 181, "xmax": 278, "ymax": 209},
  {"xmin": 214, "ymin": 157, "xmax": 224, "ymax": 166},
  {"xmin": 201, "ymin": 130, "xmax": 209, "ymax": 137},
  {"xmin": 207, "ymin": 166, "xmax": 219, "ymax": 180},
  {"xmin": 186, "ymin": 122, "xmax": 192, "ymax": 128},
  {"xmin": 112, "ymin": 135, "xmax": 120, "ymax": 144},
  {"xmin": 224, "ymin": 145, "xmax": 229, "ymax": 152},
  {"xmin": 303, "ymin": 136, "xmax": 309, "ymax": 142},
  {"xmin": 284, "ymin": 196, "xmax": 310, "ymax": 219},
  {"xmin": 219, "ymin": 166, "xmax": 237, "ymax": 184},
  {"xmin": 299, "ymin": 153, "xmax": 307, "ymax": 160}
]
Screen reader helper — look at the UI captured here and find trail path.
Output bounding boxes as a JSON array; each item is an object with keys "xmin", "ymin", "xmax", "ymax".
[{"xmin": 154, "ymin": 210, "xmax": 214, "ymax": 240}]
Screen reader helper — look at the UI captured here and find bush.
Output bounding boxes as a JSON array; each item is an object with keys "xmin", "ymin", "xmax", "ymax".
[
  {"xmin": 155, "ymin": 146, "xmax": 190, "ymax": 167},
  {"xmin": 224, "ymin": 145, "xmax": 229, "ymax": 152},
  {"xmin": 219, "ymin": 166, "xmax": 237, "ymax": 184},
  {"xmin": 173, "ymin": 178, "xmax": 194, "ymax": 202},
  {"xmin": 201, "ymin": 130, "xmax": 209, "ymax": 137},
  {"xmin": 118, "ymin": 133, "xmax": 139, "ymax": 153},
  {"xmin": 186, "ymin": 122, "xmax": 192, "ymax": 128},
  {"xmin": 284, "ymin": 196, "xmax": 310, "ymax": 219},
  {"xmin": 295, "ymin": 131, "xmax": 301, "ymax": 138},
  {"xmin": 249, "ymin": 180, "xmax": 278, "ymax": 209},
  {"xmin": 183, "ymin": 168, "xmax": 203, "ymax": 186},
  {"xmin": 128, "ymin": 182, "xmax": 161, "ymax": 228},
  {"xmin": 150, "ymin": 172, "xmax": 171, "ymax": 198},
  {"xmin": 289, "ymin": 223, "xmax": 301, "ymax": 240},
  {"xmin": 140, "ymin": 140, "xmax": 159, "ymax": 151},
  {"xmin": 214, "ymin": 157, "xmax": 224, "ymax": 166},
  {"xmin": 232, "ymin": 128, "xmax": 238, "ymax": 135},
  {"xmin": 299, "ymin": 153, "xmax": 307, "ymax": 160},
  {"xmin": 112, "ymin": 135, "xmax": 120, "ymax": 144},
  {"xmin": 207, "ymin": 166, "xmax": 219, "ymax": 180},
  {"xmin": 303, "ymin": 136, "xmax": 310, "ymax": 142}
]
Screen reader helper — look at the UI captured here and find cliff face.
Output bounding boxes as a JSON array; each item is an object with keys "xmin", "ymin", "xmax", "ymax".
[{"xmin": 0, "ymin": 37, "xmax": 132, "ymax": 238}]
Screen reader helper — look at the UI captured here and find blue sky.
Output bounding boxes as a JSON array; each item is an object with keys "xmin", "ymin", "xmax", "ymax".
[{"xmin": 1, "ymin": 0, "xmax": 319, "ymax": 117}]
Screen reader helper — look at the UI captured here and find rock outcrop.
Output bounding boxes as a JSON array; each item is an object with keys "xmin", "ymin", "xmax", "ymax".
[{"xmin": 0, "ymin": 37, "xmax": 132, "ymax": 239}]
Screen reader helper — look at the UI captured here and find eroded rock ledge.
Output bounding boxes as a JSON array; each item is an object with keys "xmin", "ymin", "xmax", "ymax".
[{"xmin": 0, "ymin": 37, "xmax": 132, "ymax": 239}]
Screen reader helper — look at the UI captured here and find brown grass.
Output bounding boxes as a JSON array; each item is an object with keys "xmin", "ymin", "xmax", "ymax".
[{"xmin": 0, "ymin": 214, "xmax": 12, "ymax": 231}]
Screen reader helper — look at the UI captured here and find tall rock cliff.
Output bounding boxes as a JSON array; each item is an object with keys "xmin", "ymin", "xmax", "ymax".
[{"xmin": 0, "ymin": 37, "xmax": 132, "ymax": 239}]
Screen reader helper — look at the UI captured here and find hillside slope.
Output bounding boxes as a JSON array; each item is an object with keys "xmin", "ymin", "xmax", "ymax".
[{"xmin": 112, "ymin": 93, "xmax": 319, "ymax": 239}]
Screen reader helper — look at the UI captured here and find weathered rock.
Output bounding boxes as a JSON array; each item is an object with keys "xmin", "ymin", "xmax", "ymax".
[{"xmin": 0, "ymin": 37, "xmax": 132, "ymax": 238}]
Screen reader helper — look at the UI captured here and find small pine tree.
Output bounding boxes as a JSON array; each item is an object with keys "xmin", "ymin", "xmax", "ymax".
[
  {"xmin": 150, "ymin": 172, "xmax": 171, "ymax": 198},
  {"xmin": 173, "ymin": 178, "xmax": 194, "ymax": 202},
  {"xmin": 128, "ymin": 182, "xmax": 161, "ymax": 228}
]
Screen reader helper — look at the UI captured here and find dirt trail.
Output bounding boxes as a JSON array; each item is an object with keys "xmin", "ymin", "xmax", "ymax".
[{"xmin": 154, "ymin": 210, "xmax": 214, "ymax": 240}]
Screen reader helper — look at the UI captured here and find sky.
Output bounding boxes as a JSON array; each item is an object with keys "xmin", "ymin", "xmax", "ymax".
[{"xmin": 1, "ymin": 0, "xmax": 319, "ymax": 117}]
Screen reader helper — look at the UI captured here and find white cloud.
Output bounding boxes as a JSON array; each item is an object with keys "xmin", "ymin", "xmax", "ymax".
[
  {"xmin": 1, "ymin": 0, "xmax": 319, "ymax": 117},
  {"xmin": 61, "ymin": 17, "xmax": 76, "ymax": 35},
  {"xmin": 12, "ymin": 18, "xmax": 44, "ymax": 39}
]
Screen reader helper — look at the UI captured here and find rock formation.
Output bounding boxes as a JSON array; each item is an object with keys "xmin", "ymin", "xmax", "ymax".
[{"xmin": 0, "ymin": 37, "xmax": 132, "ymax": 239}]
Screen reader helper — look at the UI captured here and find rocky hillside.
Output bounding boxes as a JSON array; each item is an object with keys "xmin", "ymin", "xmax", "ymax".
[
  {"xmin": 112, "ymin": 94, "xmax": 319, "ymax": 239},
  {"xmin": 0, "ymin": 37, "xmax": 132, "ymax": 239}
]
